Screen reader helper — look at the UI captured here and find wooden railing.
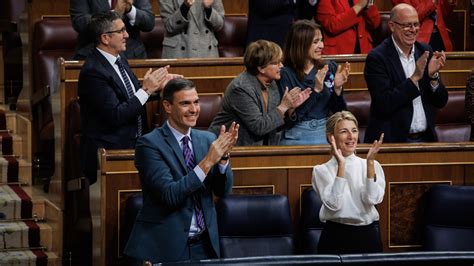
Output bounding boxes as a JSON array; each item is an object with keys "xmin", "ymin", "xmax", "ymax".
[{"xmin": 52, "ymin": 53, "xmax": 474, "ymax": 206}]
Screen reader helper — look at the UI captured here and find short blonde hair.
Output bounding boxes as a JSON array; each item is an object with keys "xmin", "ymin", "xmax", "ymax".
[
  {"xmin": 244, "ymin": 40, "xmax": 283, "ymax": 75},
  {"xmin": 326, "ymin": 111, "xmax": 359, "ymax": 135}
]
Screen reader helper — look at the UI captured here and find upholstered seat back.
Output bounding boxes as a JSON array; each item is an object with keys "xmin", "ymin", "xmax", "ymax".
[
  {"xmin": 140, "ymin": 16, "xmax": 164, "ymax": 59},
  {"xmin": 215, "ymin": 15, "xmax": 248, "ymax": 58},
  {"xmin": 372, "ymin": 13, "xmax": 391, "ymax": 48},
  {"xmin": 299, "ymin": 187, "xmax": 325, "ymax": 254},
  {"xmin": 346, "ymin": 92, "xmax": 371, "ymax": 142},
  {"xmin": 423, "ymin": 185, "xmax": 474, "ymax": 251},
  {"xmin": 435, "ymin": 90, "xmax": 471, "ymax": 142},
  {"xmin": 216, "ymin": 194, "xmax": 295, "ymax": 258}
]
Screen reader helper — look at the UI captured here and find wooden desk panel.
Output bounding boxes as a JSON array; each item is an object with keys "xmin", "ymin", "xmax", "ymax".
[{"xmin": 98, "ymin": 143, "xmax": 474, "ymax": 265}]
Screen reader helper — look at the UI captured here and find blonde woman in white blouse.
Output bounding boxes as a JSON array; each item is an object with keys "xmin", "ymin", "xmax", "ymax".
[{"xmin": 312, "ymin": 111, "xmax": 385, "ymax": 254}]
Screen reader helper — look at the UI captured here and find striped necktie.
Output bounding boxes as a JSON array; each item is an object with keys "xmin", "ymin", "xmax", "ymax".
[
  {"xmin": 115, "ymin": 58, "xmax": 142, "ymax": 137},
  {"xmin": 181, "ymin": 136, "xmax": 206, "ymax": 231}
]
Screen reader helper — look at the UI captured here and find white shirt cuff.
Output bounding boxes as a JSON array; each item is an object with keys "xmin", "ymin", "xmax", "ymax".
[
  {"xmin": 194, "ymin": 166, "xmax": 206, "ymax": 182},
  {"xmin": 126, "ymin": 5, "xmax": 137, "ymax": 25},
  {"xmin": 136, "ymin": 88, "xmax": 150, "ymax": 105}
]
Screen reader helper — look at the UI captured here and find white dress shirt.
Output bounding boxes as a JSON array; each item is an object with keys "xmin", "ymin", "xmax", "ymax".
[
  {"xmin": 391, "ymin": 36, "xmax": 428, "ymax": 134},
  {"xmin": 96, "ymin": 48, "xmax": 149, "ymax": 105},
  {"xmin": 312, "ymin": 154, "xmax": 386, "ymax": 226}
]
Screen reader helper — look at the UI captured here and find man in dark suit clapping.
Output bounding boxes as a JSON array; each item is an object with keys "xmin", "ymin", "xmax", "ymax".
[
  {"xmin": 78, "ymin": 11, "xmax": 180, "ymax": 184},
  {"xmin": 364, "ymin": 3, "xmax": 448, "ymax": 143}
]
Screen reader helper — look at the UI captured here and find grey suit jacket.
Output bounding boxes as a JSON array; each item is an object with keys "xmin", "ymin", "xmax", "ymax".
[
  {"xmin": 124, "ymin": 123, "xmax": 233, "ymax": 262},
  {"xmin": 159, "ymin": 0, "xmax": 224, "ymax": 58},
  {"xmin": 70, "ymin": 0, "xmax": 155, "ymax": 59},
  {"xmin": 209, "ymin": 71, "xmax": 284, "ymax": 146}
]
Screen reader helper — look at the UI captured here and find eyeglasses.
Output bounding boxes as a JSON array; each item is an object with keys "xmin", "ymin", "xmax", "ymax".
[
  {"xmin": 104, "ymin": 27, "xmax": 127, "ymax": 35},
  {"xmin": 391, "ymin": 21, "xmax": 420, "ymax": 30}
]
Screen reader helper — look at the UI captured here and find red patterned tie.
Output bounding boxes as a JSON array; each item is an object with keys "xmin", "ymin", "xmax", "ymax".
[
  {"xmin": 182, "ymin": 136, "xmax": 206, "ymax": 231},
  {"xmin": 111, "ymin": 0, "xmax": 117, "ymax": 9}
]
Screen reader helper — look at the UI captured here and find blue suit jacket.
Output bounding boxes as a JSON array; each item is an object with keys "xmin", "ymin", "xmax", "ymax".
[
  {"xmin": 124, "ymin": 123, "xmax": 233, "ymax": 263},
  {"xmin": 363, "ymin": 38, "xmax": 448, "ymax": 143},
  {"xmin": 78, "ymin": 48, "xmax": 149, "ymax": 183}
]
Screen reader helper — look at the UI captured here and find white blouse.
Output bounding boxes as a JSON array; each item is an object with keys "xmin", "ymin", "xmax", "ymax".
[{"xmin": 312, "ymin": 154, "xmax": 386, "ymax": 226}]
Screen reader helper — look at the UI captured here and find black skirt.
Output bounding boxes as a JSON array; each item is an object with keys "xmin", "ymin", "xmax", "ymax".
[{"xmin": 317, "ymin": 220, "xmax": 383, "ymax": 254}]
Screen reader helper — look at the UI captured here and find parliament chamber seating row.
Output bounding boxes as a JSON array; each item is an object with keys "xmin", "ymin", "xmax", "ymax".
[
  {"xmin": 120, "ymin": 185, "xmax": 474, "ymax": 265},
  {"xmin": 32, "ymin": 11, "xmax": 474, "ymax": 265}
]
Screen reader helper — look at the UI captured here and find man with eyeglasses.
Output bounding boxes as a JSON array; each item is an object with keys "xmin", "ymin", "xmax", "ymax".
[
  {"xmin": 363, "ymin": 3, "xmax": 448, "ymax": 143},
  {"xmin": 70, "ymin": 0, "xmax": 155, "ymax": 60},
  {"xmin": 78, "ymin": 11, "xmax": 181, "ymax": 184}
]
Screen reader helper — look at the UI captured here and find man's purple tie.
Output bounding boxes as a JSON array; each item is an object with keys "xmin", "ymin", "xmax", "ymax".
[
  {"xmin": 116, "ymin": 58, "xmax": 142, "ymax": 137},
  {"xmin": 182, "ymin": 136, "xmax": 206, "ymax": 231}
]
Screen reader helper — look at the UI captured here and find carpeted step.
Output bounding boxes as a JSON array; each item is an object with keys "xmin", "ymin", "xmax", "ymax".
[
  {"xmin": 0, "ymin": 184, "xmax": 32, "ymax": 220},
  {"xmin": 0, "ymin": 156, "xmax": 19, "ymax": 184},
  {"xmin": 0, "ymin": 221, "xmax": 41, "ymax": 250},
  {"xmin": 0, "ymin": 250, "xmax": 48, "ymax": 266}
]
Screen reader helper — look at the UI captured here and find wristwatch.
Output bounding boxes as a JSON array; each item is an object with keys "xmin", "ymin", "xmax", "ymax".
[{"xmin": 430, "ymin": 72, "xmax": 440, "ymax": 81}]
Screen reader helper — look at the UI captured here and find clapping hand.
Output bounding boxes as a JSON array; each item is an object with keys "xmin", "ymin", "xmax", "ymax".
[
  {"xmin": 329, "ymin": 135, "xmax": 345, "ymax": 165},
  {"xmin": 314, "ymin": 65, "xmax": 329, "ymax": 93},
  {"xmin": 367, "ymin": 133, "xmax": 384, "ymax": 161},
  {"xmin": 281, "ymin": 87, "xmax": 312, "ymax": 110},
  {"xmin": 411, "ymin": 51, "xmax": 429, "ymax": 82},
  {"xmin": 142, "ymin": 66, "xmax": 184, "ymax": 94},
  {"xmin": 202, "ymin": 122, "xmax": 239, "ymax": 170},
  {"xmin": 184, "ymin": 0, "xmax": 195, "ymax": 7},
  {"xmin": 428, "ymin": 51, "xmax": 446, "ymax": 77},
  {"xmin": 334, "ymin": 62, "xmax": 350, "ymax": 95},
  {"xmin": 366, "ymin": 133, "xmax": 383, "ymax": 179},
  {"xmin": 202, "ymin": 0, "xmax": 214, "ymax": 8}
]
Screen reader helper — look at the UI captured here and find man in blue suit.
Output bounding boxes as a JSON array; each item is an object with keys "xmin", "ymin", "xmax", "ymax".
[
  {"xmin": 364, "ymin": 3, "xmax": 448, "ymax": 143},
  {"xmin": 78, "ymin": 11, "xmax": 177, "ymax": 184},
  {"xmin": 125, "ymin": 78, "xmax": 239, "ymax": 263}
]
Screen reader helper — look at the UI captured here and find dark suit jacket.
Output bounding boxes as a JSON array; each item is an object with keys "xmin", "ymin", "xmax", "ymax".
[
  {"xmin": 124, "ymin": 123, "xmax": 233, "ymax": 263},
  {"xmin": 78, "ymin": 48, "xmax": 150, "ymax": 183},
  {"xmin": 364, "ymin": 38, "xmax": 448, "ymax": 143},
  {"xmin": 245, "ymin": 0, "xmax": 295, "ymax": 48},
  {"xmin": 70, "ymin": 0, "xmax": 155, "ymax": 59}
]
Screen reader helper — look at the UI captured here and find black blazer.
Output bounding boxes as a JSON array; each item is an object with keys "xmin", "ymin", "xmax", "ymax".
[
  {"xmin": 363, "ymin": 38, "xmax": 448, "ymax": 143},
  {"xmin": 78, "ymin": 49, "xmax": 150, "ymax": 183}
]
